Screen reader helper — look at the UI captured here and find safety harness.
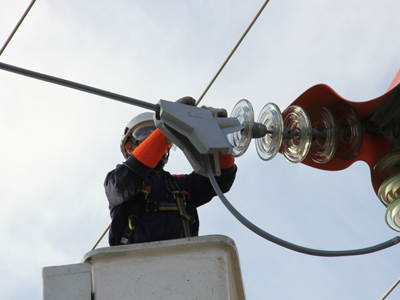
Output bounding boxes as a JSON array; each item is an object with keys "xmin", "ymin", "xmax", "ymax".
[{"xmin": 120, "ymin": 172, "xmax": 192, "ymax": 245}]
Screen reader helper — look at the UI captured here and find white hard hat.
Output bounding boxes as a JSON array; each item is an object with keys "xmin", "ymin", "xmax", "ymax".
[{"xmin": 120, "ymin": 112, "xmax": 156, "ymax": 159}]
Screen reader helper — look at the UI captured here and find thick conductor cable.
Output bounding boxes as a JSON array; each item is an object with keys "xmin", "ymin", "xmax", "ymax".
[
  {"xmin": 0, "ymin": 62, "xmax": 159, "ymax": 112},
  {"xmin": 205, "ymin": 156, "xmax": 400, "ymax": 257}
]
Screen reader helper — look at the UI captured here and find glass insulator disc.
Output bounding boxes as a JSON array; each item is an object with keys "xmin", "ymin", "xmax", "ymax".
[
  {"xmin": 281, "ymin": 105, "xmax": 312, "ymax": 163},
  {"xmin": 385, "ymin": 197, "xmax": 400, "ymax": 232},
  {"xmin": 378, "ymin": 174, "xmax": 400, "ymax": 206},
  {"xmin": 330, "ymin": 102, "xmax": 363, "ymax": 160},
  {"xmin": 255, "ymin": 103, "xmax": 283, "ymax": 161},
  {"xmin": 308, "ymin": 105, "xmax": 338, "ymax": 164},
  {"xmin": 228, "ymin": 99, "xmax": 254, "ymax": 157},
  {"xmin": 373, "ymin": 150, "xmax": 400, "ymax": 184}
]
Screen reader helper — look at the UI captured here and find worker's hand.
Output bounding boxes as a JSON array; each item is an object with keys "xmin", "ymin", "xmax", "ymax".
[
  {"xmin": 176, "ymin": 96, "xmax": 196, "ymax": 106},
  {"xmin": 201, "ymin": 105, "xmax": 228, "ymax": 118}
]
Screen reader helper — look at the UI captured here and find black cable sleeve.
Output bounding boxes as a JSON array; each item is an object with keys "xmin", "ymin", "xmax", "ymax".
[{"xmin": 205, "ymin": 156, "xmax": 400, "ymax": 257}]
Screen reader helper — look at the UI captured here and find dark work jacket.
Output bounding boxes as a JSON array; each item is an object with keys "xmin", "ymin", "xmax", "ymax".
[{"xmin": 104, "ymin": 164, "xmax": 237, "ymax": 246}]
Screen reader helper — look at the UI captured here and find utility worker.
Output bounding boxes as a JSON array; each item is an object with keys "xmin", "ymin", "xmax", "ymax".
[{"xmin": 104, "ymin": 97, "xmax": 237, "ymax": 246}]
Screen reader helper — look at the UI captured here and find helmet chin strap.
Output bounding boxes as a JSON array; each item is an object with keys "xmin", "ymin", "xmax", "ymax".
[{"xmin": 155, "ymin": 148, "xmax": 171, "ymax": 171}]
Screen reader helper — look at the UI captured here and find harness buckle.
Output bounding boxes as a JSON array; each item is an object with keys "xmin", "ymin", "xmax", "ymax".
[{"xmin": 145, "ymin": 199, "xmax": 159, "ymax": 213}]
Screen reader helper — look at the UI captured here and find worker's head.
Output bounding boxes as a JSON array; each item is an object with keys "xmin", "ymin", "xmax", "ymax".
[{"xmin": 121, "ymin": 112, "xmax": 169, "ymax": 168}]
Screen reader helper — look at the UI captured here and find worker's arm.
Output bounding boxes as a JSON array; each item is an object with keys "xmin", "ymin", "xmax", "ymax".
[
  {"xmin": 123, "ymin": 128, "xmax": 170, "ymax": 180},
  {"xmin": 171, "ymin": 151, "xmax": 237, "ymax": 208},
  {"xmin": 193, "ymin": 156, "xmax": 237, "ymax": 207},
  {"xmin": 122, "ymin": 97, "xmax": 197, "ymax": 179},
  {"xmin": 104, "ymin": 129, "xmax": 169, "ymax": 208}
]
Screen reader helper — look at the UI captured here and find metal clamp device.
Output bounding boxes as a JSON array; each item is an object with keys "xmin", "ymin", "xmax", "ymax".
[{"xmin": 154, "ymin": 100, "xmax": 243, "ymax": 177}]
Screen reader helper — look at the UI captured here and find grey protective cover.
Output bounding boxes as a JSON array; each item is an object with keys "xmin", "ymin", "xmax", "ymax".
[{"xmin": 154, "ymin": 100, "xmax": 243, "ymax": 177}]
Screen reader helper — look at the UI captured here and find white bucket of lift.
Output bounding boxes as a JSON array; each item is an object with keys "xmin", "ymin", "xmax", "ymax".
[
  {"xmin": 43, "ymin": 235, "xmax": 246, "ymax": 300},
  {"xmin": 83, "ymin": 235, "xmax": 246, "ymax": 300}
]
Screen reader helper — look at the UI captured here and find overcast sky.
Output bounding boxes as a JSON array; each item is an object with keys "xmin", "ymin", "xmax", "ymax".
[{"xmin": 1, "ymin": 1, "xmax": 400, "ymax": 299}]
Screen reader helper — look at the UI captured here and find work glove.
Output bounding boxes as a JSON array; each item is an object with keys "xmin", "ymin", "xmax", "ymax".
[
  {"xmin": 176, "ymin": 96, "xmax": 196, "ymax": 106},
  {"xmin": 201, "ymin": 105, "xmax": 228, "ymax": 118}
]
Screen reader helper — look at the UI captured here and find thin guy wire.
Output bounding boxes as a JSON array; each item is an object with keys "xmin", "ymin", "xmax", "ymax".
[
  {"xmin": 195, "ymin": 0, "xmax": 271, "ymax": 106},
  {"xmin": 0, "ymin": 0, "xmax": 37, "ymax": 56},
  {"xmin": 90, "ymin": 222, "xmax": 111, "ymax": 251},
  {"xmin": 380, "ymin": 276, "xmax": 400, "ymax": 300}
]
